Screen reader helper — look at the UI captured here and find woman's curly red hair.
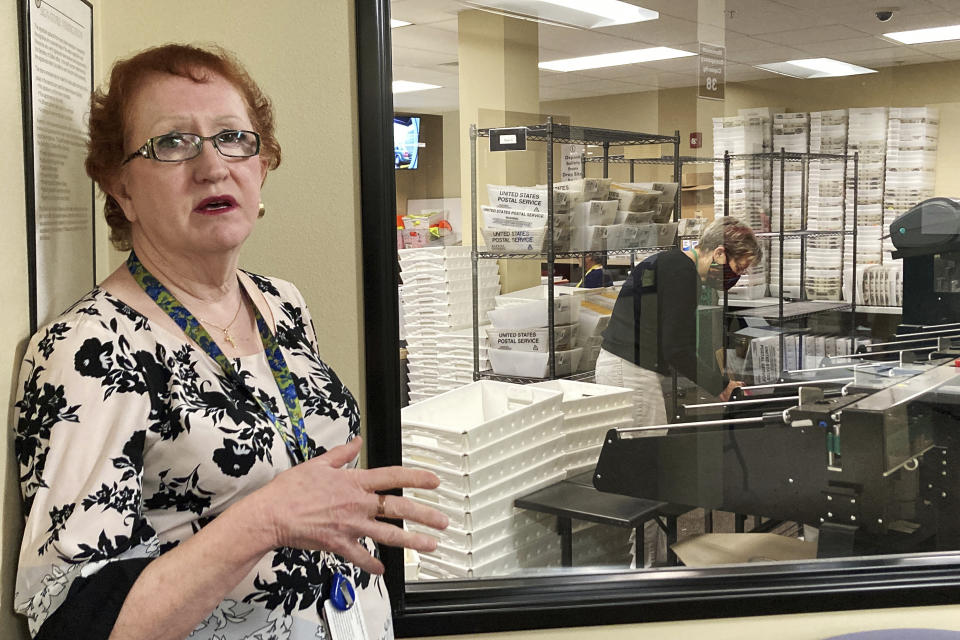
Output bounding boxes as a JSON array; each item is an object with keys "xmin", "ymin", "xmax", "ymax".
[{"xmin": 85, "ymin": 44, "xmax": 281, "ymax": 250}]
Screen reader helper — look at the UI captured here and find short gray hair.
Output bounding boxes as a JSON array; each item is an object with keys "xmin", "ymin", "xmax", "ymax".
[{"xmin": 699, "ymin": 216, "xmax": 762, "ymax": 263}]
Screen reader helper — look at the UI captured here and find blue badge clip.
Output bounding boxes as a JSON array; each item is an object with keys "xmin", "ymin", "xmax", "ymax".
[{"xmin": 330, "ymin": 572, "xmax": 356, "ymax": 611}]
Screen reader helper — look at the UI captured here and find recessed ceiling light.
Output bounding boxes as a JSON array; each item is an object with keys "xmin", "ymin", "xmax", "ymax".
[
  {"xmin": 464, "ymin": 0, "xmax": 657, "ymax": 29},
  {"xmin": 390, "ymin": 19, "xmax": 412, "ymax": 28},
  {"xmin": 540, "ymin": 47, "xmax": 694, "ymax": 72},
  {"xmin": 884, "ymin": 24, "xmax": 960, "ymax": 44},
  {"xmin": 755, "ymin": 58, "xmax": 877, "ymax": 79},
  {"xmin": 393, "ymin": 81, "xmax": 442, "ymax": 93}
]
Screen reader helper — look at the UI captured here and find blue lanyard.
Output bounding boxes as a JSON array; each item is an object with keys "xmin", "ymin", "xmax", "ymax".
[{"xmin": 126, "ymin": 252, "xmax": 311, "ymax": 463}]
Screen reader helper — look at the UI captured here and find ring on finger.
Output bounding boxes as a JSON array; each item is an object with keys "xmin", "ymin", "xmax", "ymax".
[{"xmin": 376, "ymin": 493, "xmax": 386, "ymax": 518}]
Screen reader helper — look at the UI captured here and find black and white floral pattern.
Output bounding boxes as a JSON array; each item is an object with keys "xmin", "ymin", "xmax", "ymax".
[{"xmin": 14, "ymin": 276, "xmax": 391, "ymax": 639}]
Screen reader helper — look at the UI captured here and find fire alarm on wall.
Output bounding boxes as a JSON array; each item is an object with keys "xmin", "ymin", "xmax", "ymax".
[{"xmin": 690, "ymin": 132, "xmax": 702, "ymax": 148}]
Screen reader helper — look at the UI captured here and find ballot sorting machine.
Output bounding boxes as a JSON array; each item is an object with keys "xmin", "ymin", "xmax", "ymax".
[{"xmin": 595, "ymin": 198, "xmax": 960, "ymax": 557}]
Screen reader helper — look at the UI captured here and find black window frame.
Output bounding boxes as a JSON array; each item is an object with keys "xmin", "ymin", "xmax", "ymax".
[{"xmin": 354, "ymin": 2, "xmax": 960, "ymax": 636}]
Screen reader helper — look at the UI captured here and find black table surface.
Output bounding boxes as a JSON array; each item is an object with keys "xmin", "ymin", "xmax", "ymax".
[{"xmin": 515, "ymin": 471, "xmax": 691, "ymax": 527}]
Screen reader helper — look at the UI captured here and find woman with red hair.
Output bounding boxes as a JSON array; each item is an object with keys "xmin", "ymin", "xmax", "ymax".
[{"xmin": 14, "ymin": 44, "xmax": 446, "ymax": 640}]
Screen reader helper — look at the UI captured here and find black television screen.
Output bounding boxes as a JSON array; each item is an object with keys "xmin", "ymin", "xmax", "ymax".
[{"xmin": 393, "ymin": 116, "xmax": 420, "ymax": 169}]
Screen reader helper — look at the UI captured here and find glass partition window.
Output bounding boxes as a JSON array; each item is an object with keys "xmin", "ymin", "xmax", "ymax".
[{"xmin": 386, "ymin": 0, "xmax": 960, "ymax": 593}]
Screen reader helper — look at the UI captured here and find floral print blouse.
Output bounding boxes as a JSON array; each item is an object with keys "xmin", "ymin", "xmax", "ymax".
[{"xmin": 14, "ymin": 273, "xmax": 392, "ymax": 639}]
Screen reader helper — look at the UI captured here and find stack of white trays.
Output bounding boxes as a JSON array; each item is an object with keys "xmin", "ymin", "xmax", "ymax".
[
  {"xmin": 882, "ymin": 107, "xmax": 938, "ymax": 304},
  {"xmin": 399, "ymin": 246, "xmax": 500, "ymax": 403},
  {"xmin": 532, "ymin": 380, "xmax": 635, "ymax": 569},
  {"xmin": 401, "ymin": 381, "xmax": 567, "ymax": 579},
  {"xmin": 530, "ymin": 379, "xmax": 633, "ymax": 478},
  {"xmin": 769, "ymin": 237, "xmax": 803, "ymax": 299},
  {"xmin": 772, "ymin": 112, "xmax": 808, "ymax": 232},
  {"xmin": 808, "ymin": 110, "xmax": 849, "ymax": 301},
  {"xmin": 842, "ymin": 108, "xmax": 889, "ymax": 303},
  {"xmin": 713, "ymin": 111, "xmax": 772, "ymax": 300}
]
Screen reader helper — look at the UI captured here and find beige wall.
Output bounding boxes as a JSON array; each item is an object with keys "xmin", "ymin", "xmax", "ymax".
[{"xmin": 95, "ymin": 0, "xmax": 365, "ymax": 398}]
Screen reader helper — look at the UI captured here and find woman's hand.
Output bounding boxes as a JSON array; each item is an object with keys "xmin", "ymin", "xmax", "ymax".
[
  {"xmin": 719, "ymin": 379, "xmax": 744, "ymax": 402},
  {"xmin": 251, "ymin": 436, "xmax": 448, "ymax": 574}
]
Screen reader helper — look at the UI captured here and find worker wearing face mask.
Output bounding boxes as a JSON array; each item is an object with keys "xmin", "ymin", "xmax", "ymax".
[{"xmin": 596, "ymin": 216, "xmax": 761, "ymax": 427}]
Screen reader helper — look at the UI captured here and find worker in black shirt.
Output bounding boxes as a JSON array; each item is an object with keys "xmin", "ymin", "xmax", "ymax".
[
  {"xmin": 596, "ymin": 216, "xmax": 761, "ymax": 428},
  {"xmin": 595, "ymin": 217, "xmax": 759, "ymax": 569}
]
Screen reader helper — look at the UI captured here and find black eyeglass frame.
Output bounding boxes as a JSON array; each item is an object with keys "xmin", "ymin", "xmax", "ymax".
[{"xmin": 122, "ymin": 129, "xmax": 261, "ymax": 165}]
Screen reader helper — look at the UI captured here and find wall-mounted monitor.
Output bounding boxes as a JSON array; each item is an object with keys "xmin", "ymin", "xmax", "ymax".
[{"xmin": 393, "ymin": 116, "xmax": 420, "ymax": 169}]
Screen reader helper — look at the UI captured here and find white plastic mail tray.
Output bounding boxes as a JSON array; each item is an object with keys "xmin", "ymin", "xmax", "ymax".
[
  {"xmin": 564, "ymin": 424, "xmax": 614, "ymax": 453},
  {"xmin": 563, "ymin": 444, "xmax": 603, "ymax": 477},
  {"xmin": 578, "ymin": 308, "xmax": 610, "ymax": 337},
  {"xmin": 419, "ymin": 535, "xmax": 562, "ymax": 579},
  {"xmin": 400, "ymin": 264, "xmax": 499, "ymax": 286},
  {"xmin": 399, "ymin": 255, "xmax": 471, "ymax": 272},
  {"xmin": 487, "ymin": 297, "xmax": 581, "ymax": 330},
  {"xmin": 529, "ymin": 379, "xmax": 632, "ymax": 416},
  {"xmin": 481, "ymin": 204, "xmax": 548, "ymax": 230},
  {"xmin": 494, "ymin": 284, "xmax": 589, "ymax": 305},
  {"xmin": 427, "ymin": 517, "xmax": 558, "ymax": 568},
  {"xmin": 403, "ymin": 413, "xmax": 562, "ymax": 472},
  {"xmin": 407, "ymin": 470, "xmax": 566, "ymax": 531},
  {"xmin": 400, "ymin": 380, "xmax": 562, "ymax": 451},
  {"xmin": 484, "ymin": 324, "xmax": 578, "ymax": 352},
  {"xmin": 408, "ymin": 510, "xmax": 551, "ymax": 552},
  {"xmin": 413, "ymin": 454, "xmax": 566, "ymax": 512},
  {"xmin": 488, "ymin": 347, "xmax": 583, "ymax": 378},
  {"xmin": 486, "ymin": 184, "xmax": 549, "ymax": 212},
  {"xmin": 481, "ymin": 228, "xmax": 546, "ymax": 253},
  {"xmin": 570, "ymin": 199, "xmax": 618, "ymax": 227},
  {"xmin": 561, "ymin": 403, "xmax": 632, "ymax": 431},
  {"xmin": 402, "ymin": 284, "xmax": 499, "ymax": 306},
  {"xmin": 403, "ymin": 434, "xmax": 565, "ymax": 494}
]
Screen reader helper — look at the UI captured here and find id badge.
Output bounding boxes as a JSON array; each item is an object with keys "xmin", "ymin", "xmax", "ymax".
[{"xmin": 323, "ymin": 573, "xmax": 368, "ymax": 640}]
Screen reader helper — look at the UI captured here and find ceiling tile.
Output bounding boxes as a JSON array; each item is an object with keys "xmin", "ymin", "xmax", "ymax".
[
  {"xmin": 392, "ymin": 64, "xmax": 459, "ymax": 86},
  {"xmin": 911, "ymin": 41, "xmax": 960, "ymax": 57},
  {"xmin": 537, "ymin": 70, "xmax": 602, "ymax": 87},
  {"xmin": 537, "ymin": 26, "xmax": 649, "ymax": 57},
  {"xmin": 842, "ymin": 48, "xmax": 945, "ymax": 66},
  {"xmin": 755, "ymin": 24, "xmax": 872, "ymax": 46},
  {"xmin": 723, "ymin": 0, "xmax": 826, "ymax": 37},
  {"xmin": 391, "ymin": 24, "xmax": 460, "ymax": 54},
  {"xmin": 392, "ymin": 47, "xmax": 458, "ymax": 68},
  {"xmin": 600, "ymin": 14, "xmax": 699, "ymax": 47},
  {"xmin": 425, "ymin": 18, "xmax": 461, "ymax": 33},
  {"xmin": 728, "ymin": 44, "xmax": 813, "ymax": 65},
  {"xmin": 725, "ymin": 63, "xmax": 775, "ymax": 83},
  {"xmin": 809, "ymin": 36, "xmax": 910, "ymax": 57}
]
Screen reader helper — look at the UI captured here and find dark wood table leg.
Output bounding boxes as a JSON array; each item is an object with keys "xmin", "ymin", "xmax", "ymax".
[
  {"xmin": 704, "ymin": 509, "xmax": 714, "ymax": 533},
  {"xmin": 558, "ymin": 517, "xmax": 573, "ymax": 567},
  {"xmin": 635, "ymin": 523, "xmax": 645, "ymax": 568},
  {"xmin": 736, "ymin": 513, "xmax": 747, "ymax": 533},
  {"xmin": 666, "ymin": 515, "xmax": 679, "ymax": 565}
]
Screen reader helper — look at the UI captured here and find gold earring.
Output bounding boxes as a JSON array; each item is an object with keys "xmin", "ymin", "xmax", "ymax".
[{"xmin": 258, "ymin": 202, "xmax": 265, "ymax": 218}]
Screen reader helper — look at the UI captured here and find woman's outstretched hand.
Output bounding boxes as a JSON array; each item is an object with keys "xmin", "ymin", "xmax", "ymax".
[{"xmin": 252, "ymin": 436, "xmax": 447, "ymax": 574}]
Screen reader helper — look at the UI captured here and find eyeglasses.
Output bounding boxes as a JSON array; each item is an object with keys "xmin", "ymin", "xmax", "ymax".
[{"xmin": 122, "ymin": 129, "xmax": 261, "ymax": 164}]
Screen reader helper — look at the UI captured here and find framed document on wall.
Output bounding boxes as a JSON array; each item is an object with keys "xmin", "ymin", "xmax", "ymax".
[{"xmin": 19, "ymin": 0, "xmax": 95, "ymax": 332}]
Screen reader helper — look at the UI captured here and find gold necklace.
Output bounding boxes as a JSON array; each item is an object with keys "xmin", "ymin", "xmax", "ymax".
[{"xmin": 199, "ymin": 295, "xmax": 244, "ymax": 349}]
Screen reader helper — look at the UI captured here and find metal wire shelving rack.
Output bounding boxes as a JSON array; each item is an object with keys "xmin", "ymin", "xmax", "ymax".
[{"xmin": 470, "ymin": 117, "xmax": 681, "ymax": 381}]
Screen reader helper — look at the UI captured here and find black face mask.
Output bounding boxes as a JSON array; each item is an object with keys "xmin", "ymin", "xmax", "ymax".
[{"xmin": 706, "ymin": 261, "xmax": 742, "ymax": 291}]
